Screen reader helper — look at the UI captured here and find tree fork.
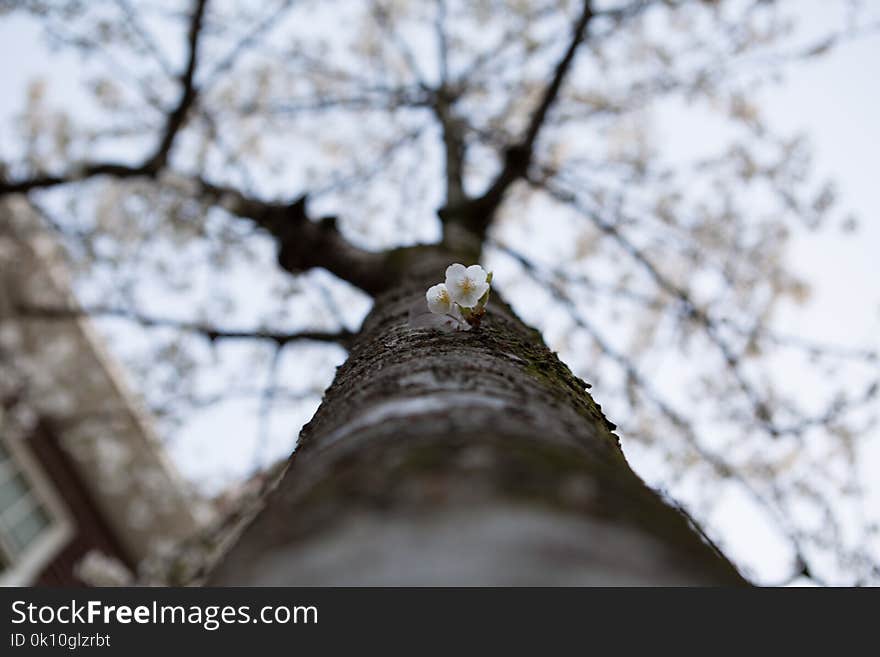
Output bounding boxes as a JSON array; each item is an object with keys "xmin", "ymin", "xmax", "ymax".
[{"xmin": 209, "ymin": 249, "xmax": 747, "ymax": 585}]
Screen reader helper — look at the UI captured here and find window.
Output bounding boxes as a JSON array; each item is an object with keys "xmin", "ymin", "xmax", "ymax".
[{"xmin": 0, "ymin": 434, "xmax": 72, "ymax": 586}]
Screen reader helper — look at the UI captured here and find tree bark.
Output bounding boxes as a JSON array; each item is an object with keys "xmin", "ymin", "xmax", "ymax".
[{"xmin": 209, "ymin": 249, "xmax": 747, "ymax": 585}]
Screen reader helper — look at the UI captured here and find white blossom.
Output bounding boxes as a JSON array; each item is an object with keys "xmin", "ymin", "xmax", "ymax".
[
  {"xmin": 426, "ymin": 283, "xmax": 453, "ymax": 315},
  {"xmin": 417, "ymin": 263, "xmax": 492, "ymax": 331},
  {"xmin": 445, "ymin": 263, "xmax": 490, "ymax": 309}
]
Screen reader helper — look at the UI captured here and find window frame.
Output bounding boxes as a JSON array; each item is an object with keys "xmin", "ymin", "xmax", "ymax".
[{"xmin": 0, "ymin": 429, "xmax": 73, "ymax": 586}]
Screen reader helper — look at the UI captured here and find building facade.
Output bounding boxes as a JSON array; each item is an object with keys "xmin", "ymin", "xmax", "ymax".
[{"xmin": 1, "ymin": 199, "xmax": 202, "ymax": 585}]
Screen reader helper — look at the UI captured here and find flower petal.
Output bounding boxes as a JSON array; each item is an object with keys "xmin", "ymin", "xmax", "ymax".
[
  {"xmin": 455, "ymin": 284, "xmax": 487, "ymax": 308},
  {"xmin": 465, "ymin": 264, "xmax": 488, "ymax": 284},
  {"xmin": 445, "ymin": 263, "xmax": 492, "ymax": 308},
  {"xmin": 426, "ymin": 283, "xmax": 452, "ymax": 315},
  {"xmin": 445, "ymin": 263, "xmax": 467, "ymax": 287}
]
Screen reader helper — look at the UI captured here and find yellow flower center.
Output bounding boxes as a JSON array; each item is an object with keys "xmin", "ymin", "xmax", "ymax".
[{"xmin": 459, "ymin": 278, "xmax": 475, "ymax": 294}]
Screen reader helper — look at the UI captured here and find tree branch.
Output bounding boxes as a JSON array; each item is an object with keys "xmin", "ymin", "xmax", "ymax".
[
  {"xmin": 530, "ymin": 170, "xmax": 786, "ymax": 436},
  {"xmin": 0, "ymin": 163, "xmax": 146, "ymax": 195},
  {"xmin": 146, "ymin": 0, "xmax": 208, "ymax": 171},
  {"xmin": 0, "ymin": 0, "xmax": 401, "ymax": 296},
  {"xmin": 0, "ymin": 0, "xmax": 208, "ymax": 195},
  {"xmin": 0, "ymin": 0, "xmax": 407, "ymax": 295},
  {"xmin": 438, "ymin": 0, "xmax": 594, "ymax": 235},
  {"xmin": 15, "ymin": 304, "xmax": 355, "ymax": 348},
  {"xmin": 191, "ymin": 177, "xmax": 399, "ymax": 294},
  {"xmin": 2, "ymin": 162, "xmax": 403, "ymax": 294},
  {"xmin": 430, "ymin": 86, "xmax": 467, "ymax": 206}
]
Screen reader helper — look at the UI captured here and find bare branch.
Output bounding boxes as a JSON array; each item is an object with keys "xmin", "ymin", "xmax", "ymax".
[
  {"xmin": 429, "ymin": 86, "xmax": 467, "ymax": 206},
  {"xmin": 201, "ymin": 0, "xmax": 298, "ymax": 90},
  {"xmin": 15, "ymin": 304, "xmax": 355, "ymax": 348},
  {"xmin": 530, "ymin": 169, "xmax": 789, "ymax": 438},
  {"xmin": 439, "ymin": 0, "xmax": 595, "ymax": 234},
  {"xmin": 0, "ymin": 0, "xmax": 402, "ymax": 296},
  {"xmin": 426, "ymin": 0, "xmax": 464, "ymax": 206},
  {"xmin": 0, "ymin": 162, "xmax": 404, "ymax": 294},
  {"xmin": 191, "ymin": 178, "xmax": 400, "ymax": 294},
  {"xmin": 145, "ymin": 0, "xmax": 208, "ymax": 171},
  {"xmin": 113, "ymin": 0, "xmax": 175, "ymax": 77},
  {"xmin": 0, "ymin": 163, "xmax": 146, "ymax": 195},
  {"xmin": 0, "ymin": 0, "xmax": 208, "ymax": 195},
  {"xmin": 434, "ymin": 0, "xmax": 450, "ymax": 84}
]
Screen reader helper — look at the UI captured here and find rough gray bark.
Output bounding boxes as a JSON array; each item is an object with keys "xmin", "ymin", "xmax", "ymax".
[{"xmin": 209, "ymin": 249, "xmax": 747, "ymax": 585}]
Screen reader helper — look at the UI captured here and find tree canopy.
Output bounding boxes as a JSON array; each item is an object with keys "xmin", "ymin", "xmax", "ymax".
[{"xmin": 1, "ymin": 0, "xmax": 878, "ymax": 585}]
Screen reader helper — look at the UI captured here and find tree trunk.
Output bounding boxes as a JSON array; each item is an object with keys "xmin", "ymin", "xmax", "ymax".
[{"xmin": 209, "ymin": 249, "xmax": 747, "ymax": 585}]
